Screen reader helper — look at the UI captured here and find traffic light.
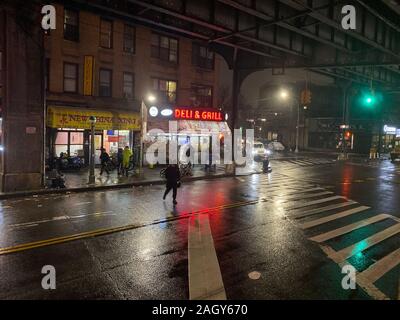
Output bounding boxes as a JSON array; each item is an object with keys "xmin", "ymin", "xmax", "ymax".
[
  {"xmin": 345, "ymin": 131, "xmax": 351, "ymax": 140},
  {"xmin": 300, "ymin": 90, "xmax": 312, "ymax": 105},
  {"xmin": 361, "ymin": 90, "xmax": 377, "ymax": 107}
]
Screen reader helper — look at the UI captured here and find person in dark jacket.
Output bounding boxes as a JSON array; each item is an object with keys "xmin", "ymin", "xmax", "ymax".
[
  {"xmin": 163, "ymin": 164, "xmax": 181, "ymax": 205},
  {"xmin": 99, "ymin": 148, "xmax": 110, "ymax": 176}
]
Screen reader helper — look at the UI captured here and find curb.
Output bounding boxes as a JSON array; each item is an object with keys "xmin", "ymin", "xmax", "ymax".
[{"xmin": 0, "ymin": 172, "xmax": 238, "ymax": 200}]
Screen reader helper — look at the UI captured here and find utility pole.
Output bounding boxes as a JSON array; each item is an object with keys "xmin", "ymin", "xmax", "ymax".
[{"xmin": 89, "ymin": 116, "xmax": 96, "ymax": 184}]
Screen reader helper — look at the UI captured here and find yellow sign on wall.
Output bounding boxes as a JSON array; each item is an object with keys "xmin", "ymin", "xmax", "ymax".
[
  {"xmin": 83, "ymin": 56, "xmax": 94, "ymax": 96},
  {"xmin": 47, "ymin": 106, "xmax": 141, "ymax": 131}
]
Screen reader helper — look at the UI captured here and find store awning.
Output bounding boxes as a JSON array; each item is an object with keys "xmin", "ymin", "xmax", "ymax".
[
  {"xmin": 47, "ymin": 106, "xmax": 141, "ymax": 131},
  {"xmin": 146, "ymin": 119, "xmax": 231, "ymax": 136}
]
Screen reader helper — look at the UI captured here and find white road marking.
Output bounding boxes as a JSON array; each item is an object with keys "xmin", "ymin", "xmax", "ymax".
[
  {"xmin": 273, "ymin": 191, "xmax": 333, "ymax": 203},
  {"xmin": 309, "ymin": 214, "xmax": 391, "ymax": 243},
  {"xmin": 358, "ymin": 247, "xmax": 400, "ymax": 284},
  {"xmin": 300, "ymin": 206, "xmax": 370, "ymax": 229},
  {"xmin": 74, "ymin": 202, "xmax": 93, "ymax": 206},
  {"xmin": 285, "ymin": 196, "xmax": 345, "ymax": 211},
  {"xmin": 291, "ymin": 201, "xmax": 357, "ymax": 218},
  {"xmin": 188, "ymin": 214, "xmax": 226, "ymax": 300},
  {"xmin": 329, "ymin": 223, "xmax": 400, "ymax": 263}
]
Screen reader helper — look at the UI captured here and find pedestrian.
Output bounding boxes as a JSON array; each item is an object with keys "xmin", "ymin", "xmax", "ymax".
[
  {"xmin": 99, "ymin": 148, "xmax": 110, "ymax": 176},
  {"xmin": 122, "ymin": 146, "xmax": 132, "ymax": 176},
  {"xmin": 162, "ymin": 164, "xmax": 181, "ymax": 205},
  {"xmin": 117, "ymin": 148, "xmax": 123, "ymax": 175}
]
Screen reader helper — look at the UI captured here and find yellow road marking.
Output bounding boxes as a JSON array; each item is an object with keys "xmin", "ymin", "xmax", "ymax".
[{"xmin": 0, "ymin": 199, "xmax": 259, "ymax": 256}]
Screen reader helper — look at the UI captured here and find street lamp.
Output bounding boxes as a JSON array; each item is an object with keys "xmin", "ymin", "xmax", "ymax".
[
  {"xmin": 147, "ymin": 94, "xmax": 156, "ymax": 103},
  {"xmin": 278, "ymin": 88, "xmax": 300, "ymax": 153},
  {"xmin": 89, "ymin": 116, "xmax": 96, "ymax": 185}
]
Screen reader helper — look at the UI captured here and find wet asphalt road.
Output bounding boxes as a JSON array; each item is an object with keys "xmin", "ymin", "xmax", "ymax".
[{"xmin": 0, "ymin": 155, "xmax": 400, "ymax": 300}]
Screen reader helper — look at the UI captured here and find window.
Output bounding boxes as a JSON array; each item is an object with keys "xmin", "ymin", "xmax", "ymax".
[
  {"xmin": 190, "ymin": 84, "xmax": 213, "ymax": 107},
  {"xmin": 99, "ymin": 69, "xmax": 112, "ymax": 97},
  {"xmin": 153, "ymin": 78, "xmax": 177, "ymax": 104},
  {"xmin": 151, "ymin": 33, "xmax": 178, "ymax": 63},
  {"xmin": 63, "ymin": 63, "xmax": 78, "ymax": 93},
  {"xmin": 123, "ymin": 25, "xmax": 135, "ymax": 53},
  {"xmin": 64, "ymin": 9, "xmax": 79, "ymax": 42},
  {"xmin": 192, "ymin": 43, "xmax": 214, "ymax": 70},
  {"xmin": 100, "ymin": 19, "xmax": 113, "ymax": 48},
  {"xmin": 123, "ymin": 73, "xmax": 134, "ymax": 98},
  {"xmin": 54, "ymin": 130, "xmax": 84, "ymax": 157}
]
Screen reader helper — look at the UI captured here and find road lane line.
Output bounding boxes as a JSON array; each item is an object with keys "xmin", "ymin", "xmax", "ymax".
[
  {"xmin": 358, "ymin": 247, "xmax": 400, "ymax": 284},
  {"xmin": 309, "ymin": 214, "xmax": 391, "ymax": 243},
  {"xmin": 188, "ymin": 215, "xmax": 226, "ymax": 300},
  {"xmin": 319, "ymin": 245, "xmax": 390, "ymax": 300},
  {"xmin": 0, "ymin": 199, "xmax": 260, "ymax": 255},
  {"xmin": 329, "ymin": 223, "xmax": 400, "ymax": 263},
  {"xmin": 291, "ymin": 201, "xmax": 357, "ymax": 218},
  {"xmin": 300, "ymin": 206, "xmax": 370, "ymax": 229}
]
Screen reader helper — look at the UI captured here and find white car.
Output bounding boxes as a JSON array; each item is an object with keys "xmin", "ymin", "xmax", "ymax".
[
  {"xmin": 268, "ymin": 141, "xmax": 285, "ymax": 151},
  {"xmin": 252, "ymin": 142, "xmax": 270, "ymax": 158}
]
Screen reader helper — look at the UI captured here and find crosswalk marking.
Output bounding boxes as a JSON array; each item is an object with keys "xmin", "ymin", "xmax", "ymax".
[
  {"xmin": 358, "ymin": 247, "xmax": 400, "ymax": 284},
  {"xmin": 273, "ymin": 191, "xmax": 333, "ymax": 203},
  {"xmin": 188, "ymin": 214, "xmax": 226, "ymax": 300},
  {"xmin": 299, "ymin": 206, "xmax": 370, "ymax": 229},
  {"xmin": 329, "ymin": 223, "xmax": 400, "ymax": 263},
  {"xmin": 292, "ymin": 201, "xmax": 357, "ymax": 219},
  {"xmin": 285, "ymin": 196, "xmax": 345, "ymax": 211},
  {"xmin": 309, "ymin": 214, "xmax": 391, "ymax": 243}
]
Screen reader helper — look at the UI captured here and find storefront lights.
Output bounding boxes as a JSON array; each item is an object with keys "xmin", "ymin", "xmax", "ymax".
[
  {"xmin": 149, "ymin": 106, "xmax": 159, "ymax": 117},
  {"xmin": 161, "ymin": 108, "xmax": 173, "ymax": 116}
]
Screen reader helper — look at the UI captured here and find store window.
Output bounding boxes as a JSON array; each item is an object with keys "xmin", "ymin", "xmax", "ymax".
[
  {"xmin": 64, "ymin": 8, "xmax": 79, "ymax": 42},
  {"xmin": 100, "ymin": 19, "xmax": 113, "ymax": 48},
  {"xmin": 54, "ymin": 130, "xmax": 84, "ymax": 157},
  {"xmin": 153, "ymin": 78, "xmax": 177, "ymax": 104},
  {"xmin": 192, "ymin": 43, "xmax": 214, "ymax": 70},
  {"xmin": 151, "ymin": 33, "xmax": 178, "ymax": 63},
  {"xmin": 99, "ymin": 69, "xmax": 112, "ymax": 97},
  {"xmin": 123, "ymin": 24, "xmax": 135, "ymax": 53},
  {"xmin": 190, "ymin": 84, "xmax": 213, "ymax": 107},
  {"xmin": 123, "ymin": 72, "xmax": 134, "ymax": 98},
  {"xmin": 63, "ymin": 63, "xmax": 78, "ymax": 93},
  {"xmin": 103, "ymin": 130, "xmax": 131, "ymax": 155}
]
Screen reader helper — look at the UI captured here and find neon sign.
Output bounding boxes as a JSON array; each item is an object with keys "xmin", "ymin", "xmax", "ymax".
[{"xmin": 174, "ymin": 108, "xmax": 224, "ymax": 121}]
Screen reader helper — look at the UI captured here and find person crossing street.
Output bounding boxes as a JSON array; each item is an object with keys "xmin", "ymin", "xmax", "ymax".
[{"xmin": 162, "ymin": 164, "xmax": 181, "ymax": 205}]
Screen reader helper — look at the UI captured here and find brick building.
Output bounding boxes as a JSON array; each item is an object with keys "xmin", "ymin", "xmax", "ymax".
[
  {"xmin": 0, "ymin": 2, "xmax": 223, "ymax": 191},
  {"xmin": 45, "ymin": 3, "xmax": 222, "ymax": 167}
]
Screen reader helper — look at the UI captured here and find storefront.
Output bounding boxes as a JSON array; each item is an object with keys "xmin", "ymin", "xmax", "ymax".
[
  {"xmin": 144, "ymin": 106, "xmax": 230, "ymax": 165},
  {"xmin": 371, "ymin": 124, "xmax": 400, "ymax": 154},
  {"xmin": 46, "ymin": 106, "xmax": 141, "ymax": 165}
]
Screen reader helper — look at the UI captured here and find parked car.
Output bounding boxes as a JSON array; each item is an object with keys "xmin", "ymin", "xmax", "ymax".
[
  {"xmin": 268, "ymin": 141, "xmax": 285, "ymax": 151},
  {"xmin": 252, "ymin": 142, "xmax": 271, "ymax": 160}
]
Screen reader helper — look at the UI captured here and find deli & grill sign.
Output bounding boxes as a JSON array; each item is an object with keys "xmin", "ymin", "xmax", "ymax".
[{"xmin": 174, "ymin": 107, "xmax": 224, "ymax": 122}]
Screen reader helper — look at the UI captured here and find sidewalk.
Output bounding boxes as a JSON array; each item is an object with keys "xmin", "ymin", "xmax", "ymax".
[{"xmin": 0, "ymin": 164, "xmax": 259, "ymax": 200}]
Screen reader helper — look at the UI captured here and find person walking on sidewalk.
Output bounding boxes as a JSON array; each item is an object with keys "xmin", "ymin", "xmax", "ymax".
[
  {"xmin": 122, "ymin": 146, "xmax": 132, "ymax": 176},
  {"xmin": 99, "ymin": 148, "xmax": 110, "ymax": 176},
  {"xmin": 163, "ymin": 164, "xmax": 181, "ymax": 205}
]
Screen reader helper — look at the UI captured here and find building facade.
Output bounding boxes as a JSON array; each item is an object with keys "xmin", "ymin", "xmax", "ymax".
[
  {"xmin": 45, "ymin": 3, "xmax": 222, "ymax": 168},
  {"xmin": 0, "ymin": 2, "xmax": 222, "ymax": 192}
]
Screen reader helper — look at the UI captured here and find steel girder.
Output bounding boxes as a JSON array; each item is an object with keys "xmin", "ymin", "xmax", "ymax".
[{"xmin": 62, "ymin": 0, "xmax": 400, "ymax": 88}]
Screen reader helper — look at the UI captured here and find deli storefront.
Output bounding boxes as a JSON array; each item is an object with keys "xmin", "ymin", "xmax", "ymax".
[
  {"xmin": 144, "ymin": 106, "xmax": 231, "ymax": 164},
  {"xmin": 46, "ymin": 106, "xmax": 141, "ymax": 165}
]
